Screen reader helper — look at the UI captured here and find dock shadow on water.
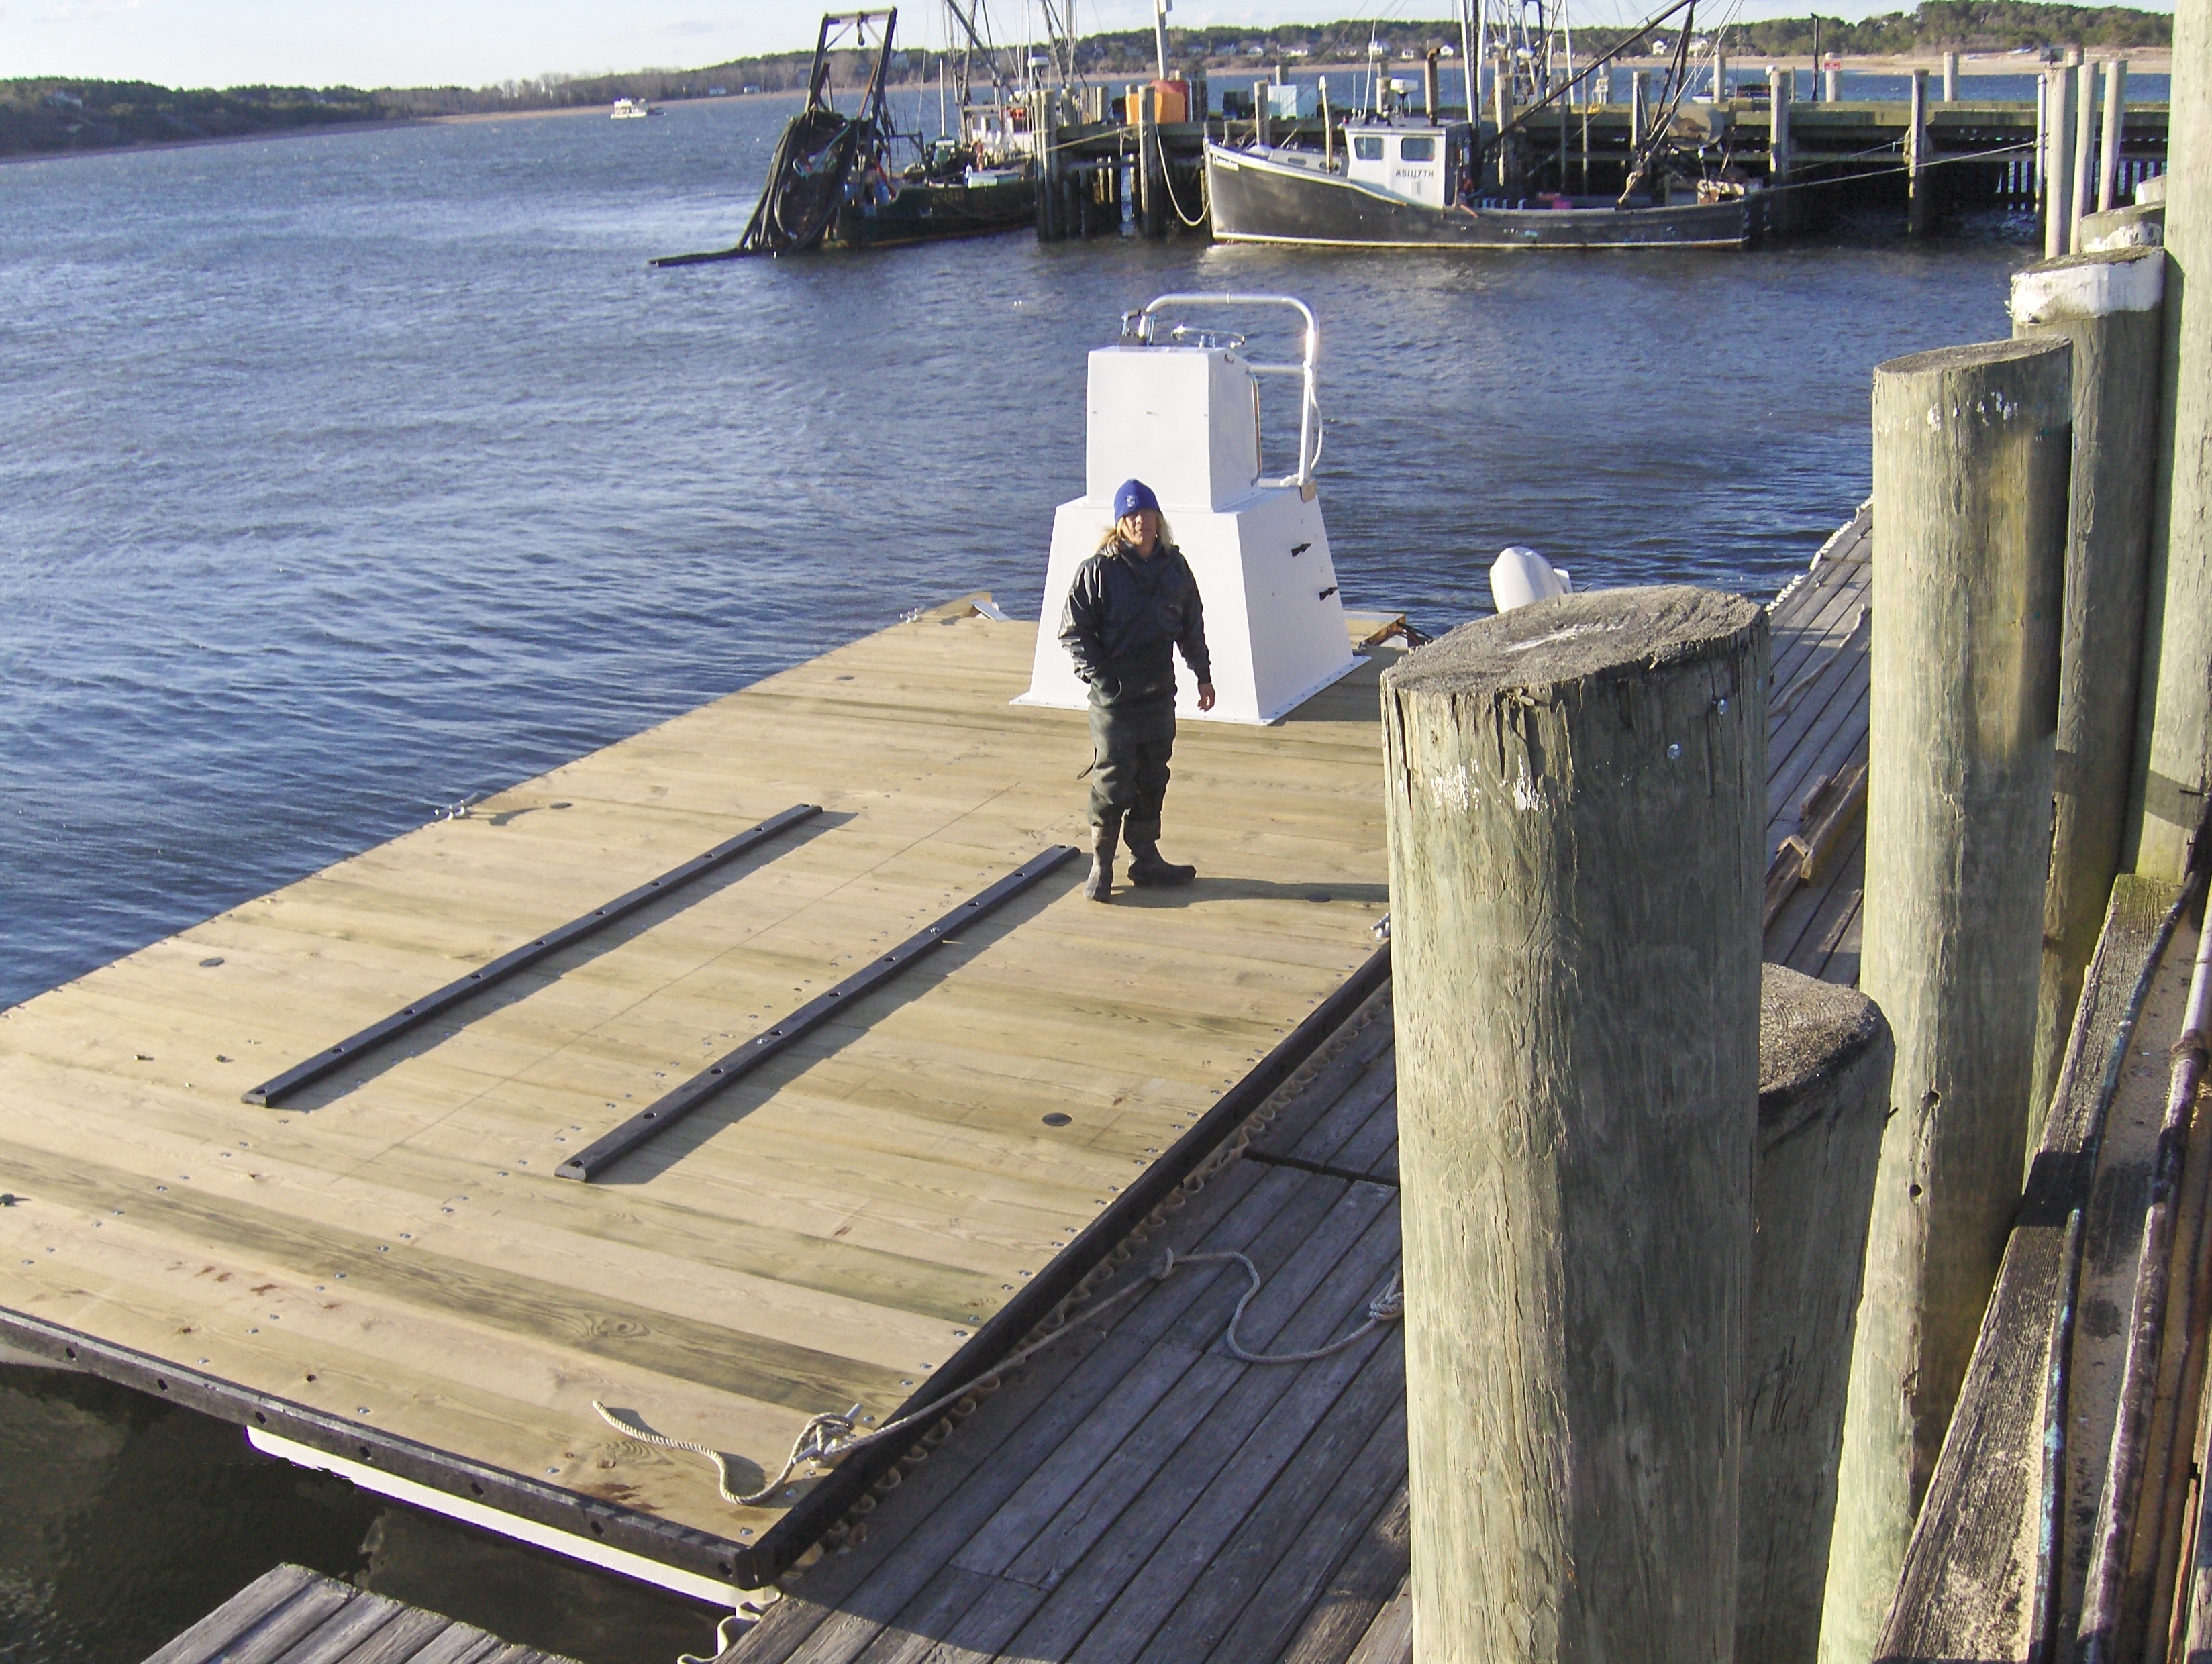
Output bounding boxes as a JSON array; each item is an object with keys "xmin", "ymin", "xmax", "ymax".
[{"xmin": 0, "ymin": 1364, "xmax": 719, "ymax": 1664}]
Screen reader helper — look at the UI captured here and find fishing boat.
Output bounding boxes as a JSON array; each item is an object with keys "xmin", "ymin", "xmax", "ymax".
[
  {"xmin": 652, "ymin": 9, "xmax": 1040, "ymax": 265},
  {"xmin": 1205, "ymin": 121, "xmax": 1756, "ymax": 250},
  {"xmin": 610, "ymin": 97, "xmax": 657, "ymax": 120},
  {"xmin": 1206, "ymin": 0, "xmax": 1759, "ymax": 251}
]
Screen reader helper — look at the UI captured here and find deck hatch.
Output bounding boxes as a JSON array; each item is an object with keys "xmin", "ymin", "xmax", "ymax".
[
  {"xmin": 243, "ymin": 802, "xmax": 823, "ymax": 1107},
  {"xmin": 556, "ymin": 844, "xmax": 1080, "ymax": 1182}
]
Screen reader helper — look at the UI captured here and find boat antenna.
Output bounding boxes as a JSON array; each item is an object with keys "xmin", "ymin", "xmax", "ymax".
[{"xmin": 1458, "ymin": 0, "xmax": 1478, "ymax": 118}]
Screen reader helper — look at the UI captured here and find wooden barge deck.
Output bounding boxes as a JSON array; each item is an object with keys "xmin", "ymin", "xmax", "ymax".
[
  {"xmin": 0, "ymin": 597, "xmax": 1393, "ymax": 1598},
  {"xmin": 2, "ymin": 509, "xmax": 1872, "ymax": 1627}
]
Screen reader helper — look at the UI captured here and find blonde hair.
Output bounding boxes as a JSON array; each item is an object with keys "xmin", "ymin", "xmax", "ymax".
[{"xmin": 1097, "ymin": 513, "xmax": 1175, "ymax": 556}]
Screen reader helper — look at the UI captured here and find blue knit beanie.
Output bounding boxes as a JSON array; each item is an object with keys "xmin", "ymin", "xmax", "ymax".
[{"xmin": 1113, "ymin": 478, "xmax": 1160, "ymax": 521}]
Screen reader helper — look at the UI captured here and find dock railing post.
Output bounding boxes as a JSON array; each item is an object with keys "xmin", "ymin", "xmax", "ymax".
[
  {"xmin": 2074, "ymin": 60, "xmax": 2100, "ymax": 252},
  {"xmin": 2013, "ymin": 247, "xmax": 2168, "ymax": 1147},
  {"xmin": 1817, "ymin": 337, "xmax": 2071, "ymax": 1664},
  {"xmin": 1908, "ymin": 68, "xmax": 1930, "ymax": 236},
  {"xmin": 2047, "ymin": 68, "xmax": 2075, "ymax": 258},
  {"xmin": 1742, "ymin": 968, "xmax": 1894, "ymax": 1664},
  {"xmin": 1381, "ymin": 584, "xmax": 1766, "ymax": 1664},
  {"xmin": 1137, "ymin": 83, "xmax": 1165, "ymax": 237},
  {"xmin": 1493, "ymin": 50, "xmax": 1515, "ymax": 189},
  {"xmin": 1769, "ymin": 64, "xmax": 1794, "ymax": 237},
  {"xmin": 2099, "ymin": 59, "xmax": 2129, "ymax": 212},
  {"xmin": 2125, "ymin": 0, "xmax": 2212, "ymax": 880}
]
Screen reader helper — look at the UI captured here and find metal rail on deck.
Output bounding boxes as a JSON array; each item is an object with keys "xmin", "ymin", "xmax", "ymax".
[
  {"xmin": 244, "ymin": 803, "xmax": 823, "ymax": 1107},
  {"xmin": 557, "ymin": 845, "xmax": 1080, "ymax": 1181}
]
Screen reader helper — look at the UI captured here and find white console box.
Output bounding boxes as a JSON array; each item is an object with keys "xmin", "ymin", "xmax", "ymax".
[{"xmin": 1019, "ymin": 342, "xmax": 1358, "ymax": 725}]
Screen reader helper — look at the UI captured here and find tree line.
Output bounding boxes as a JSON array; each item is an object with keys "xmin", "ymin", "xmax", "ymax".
[{"xmin": 0, "ymin": 1, "xmax": 2174, "ymax": 161}]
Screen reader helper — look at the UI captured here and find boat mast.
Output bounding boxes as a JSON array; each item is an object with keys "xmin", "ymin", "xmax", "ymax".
[{"xmin": 1459, "ymin": 0, "xmax": 1478, "ymax": 121}]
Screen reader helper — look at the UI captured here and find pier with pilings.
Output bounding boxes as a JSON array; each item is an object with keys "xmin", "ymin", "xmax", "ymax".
[{"xmin": 1034, "ymin": 68, "xmax": 2170, "ymax": 244}]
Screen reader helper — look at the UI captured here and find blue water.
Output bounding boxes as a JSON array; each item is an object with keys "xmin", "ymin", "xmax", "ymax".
[{"xmin": 1, "ymin": 91, "xmax": 2027, "ymax": 1662}]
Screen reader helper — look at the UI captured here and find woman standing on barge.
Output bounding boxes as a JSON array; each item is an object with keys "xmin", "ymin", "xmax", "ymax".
[{"xmin": 1058, "ymin": 478, "xmax": 1215, "ymax": 903}]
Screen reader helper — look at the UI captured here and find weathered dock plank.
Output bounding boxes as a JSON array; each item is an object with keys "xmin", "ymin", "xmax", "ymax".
[{"xmin": 143, "ymin": 1565, "xmax": 578, "ymax": 1664}]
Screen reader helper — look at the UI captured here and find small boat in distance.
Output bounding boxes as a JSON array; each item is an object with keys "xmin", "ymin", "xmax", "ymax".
[{"xmin": 610, "ymin": 98, "xmax": 657, "ymax": 120}]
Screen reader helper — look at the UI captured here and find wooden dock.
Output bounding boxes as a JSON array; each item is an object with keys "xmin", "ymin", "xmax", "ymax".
[
  {"xmin": 146, "ymin": 1563, "xmax": 576, "ymax": 1664},
  {"xmin": 1039, "ymin": 99, "xmax": 2168, "ymax": 241},
  {"xmin": 1, "ymin": 514, "xmax": 1870, "ymax": 1616},
  {"xmin": 707, "ymin": 521, "xmax": 1874, "ymax": 1662},
  {"xmin": 0, "ymin": 599, "xmax": 1393, "ymax": 1594}
]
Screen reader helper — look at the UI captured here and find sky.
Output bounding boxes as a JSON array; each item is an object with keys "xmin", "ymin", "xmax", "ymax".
[{"xmin": 0, "ymin": 0, "xmax": 2174, "ymax": 90}]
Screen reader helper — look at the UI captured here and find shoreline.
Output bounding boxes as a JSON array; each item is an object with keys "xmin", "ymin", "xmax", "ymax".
[
  {"xmin": 0, "ymin": 48, "xmax": 2173, "ymax": 170},
  {"xmin": 0, "ymin": 89, "xmax": 795, "ymax": 168}
]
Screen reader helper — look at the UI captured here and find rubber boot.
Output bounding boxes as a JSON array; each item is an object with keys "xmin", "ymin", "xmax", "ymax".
[
  {"xmin": 1084, "ymin": 816, "xmax": 1120, "ymax": 902},
  {"xmin": 1124, "ymin": 818, "xmax": 1196, "ymax": 886}
]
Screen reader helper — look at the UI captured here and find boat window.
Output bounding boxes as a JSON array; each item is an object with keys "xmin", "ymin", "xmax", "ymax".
[
  {"xmin": 1398, "ymin": 136, "xmax": 1437, "ymax": 162},
  {"xmin": 1354, "ymin": 136, "xmax": 1385, "ymax": 160}
]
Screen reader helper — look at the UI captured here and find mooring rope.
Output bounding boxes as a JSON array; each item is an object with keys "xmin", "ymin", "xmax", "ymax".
[{"xmin": 593, "ymin": 1243, "xmax": 1402, "ymax": 1508}]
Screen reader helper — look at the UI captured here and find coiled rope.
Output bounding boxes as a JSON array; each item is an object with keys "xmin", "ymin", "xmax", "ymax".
[{"xmin": 593, "ymin": 1243, "xmax": 1402, "ymax": 1508}]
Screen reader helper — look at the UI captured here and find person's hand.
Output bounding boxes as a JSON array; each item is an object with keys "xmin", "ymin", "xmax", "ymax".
[{"xmin": 1197, "ymin": 682, "xmax": 1216, "ymax": 712}]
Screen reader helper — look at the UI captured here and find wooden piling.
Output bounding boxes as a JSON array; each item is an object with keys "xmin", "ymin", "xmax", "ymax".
[
  {"xmin": 1741, "ymin": 966, "xmax": 1895, "ymax": 1664},
  {"xmin": 2074, "ymin": 62, "xmax": 2100, "ymax": 252},
  {"xmin": 1253, "ymin": 79, "xmax": 1271, "ymax": 147},
  {"xmin": 1909, "ymin": 68, "xmax": 1930, "ymax": 236},
  {"xmin": 1715, "ymin": 50, "xmax": 1729, "ymax": 101},
  {"xmin": 2013, "ymin": 248, "xmax": 2168, "ymax": 1149},
  {"xmin": 1944, "ymin": 50, "xmax": 1960, "ymax": 102},
  {"xmin": 2099, "ymin": 59, "xmax": 2129, "ymax": 212},
  {"xmin": 1819, "ymin": 338, "xmax": 2072, "ymax": 1664},
  {"xmin": 1493, "ymin": 53, "xmax": 1515, "ymax": 188},
  {"xmin": 2047, "ymin": 68, "xmax": 2076, "ymax": 257},
  {"xmin": 1770, "ymin": 65, "xmax": 1795, "ymax": 236},
  {"xmin": 1380, "ymin": 585, "xmax": 1766, "ymax": 1664},
  {"xmin": 1423, "ymin": 48, "xmax": 1441, "ymax": 119},
  {"xmin": 2126, "ymin": 0, "xmax": 2212, "ymax": 880},
  {"xmin": 1136, "ymin": 84, "xmax": 1165, "ymax": 237},
  {"xmin": 1631, "ymin": 69, "xmax": 1650, "ymax": 154},
  {"xmin": 1824, "ymin": 66, "xmax": 1840, "ymax": 103}
]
